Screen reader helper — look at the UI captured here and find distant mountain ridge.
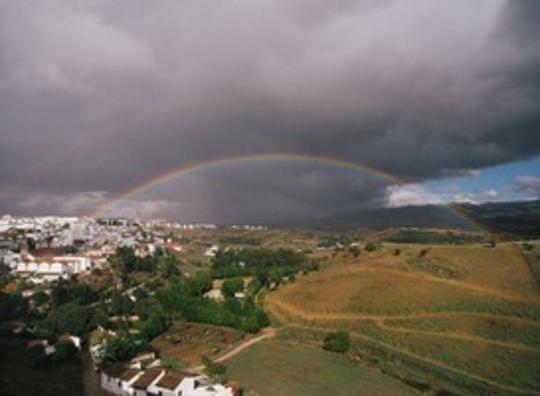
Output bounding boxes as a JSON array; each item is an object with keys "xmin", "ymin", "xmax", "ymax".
[{"xmin": 284, "ymin": 200, "xmax": 540, "ymax": 236}]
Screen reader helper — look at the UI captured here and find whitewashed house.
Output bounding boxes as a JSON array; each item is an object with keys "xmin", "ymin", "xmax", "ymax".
[
  {"xmin": 16, "ymin": 255, "xmax": 93, "ymax": 282},
  {"xmin": 148, "ymin": 372, "xmax": 234, "ymax": 396},
  {"xmin": 101, "ymin": 364, "xmax": 142, "ymax": 395}
]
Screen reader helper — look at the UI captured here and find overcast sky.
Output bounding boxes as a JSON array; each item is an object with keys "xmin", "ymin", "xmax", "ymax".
[{"xmin": 1, "ymin": 0, "xmax": 539, "ymax": 222}]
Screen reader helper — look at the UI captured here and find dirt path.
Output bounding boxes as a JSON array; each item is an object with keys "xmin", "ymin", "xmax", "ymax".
[
  {"xmin": 191, "ymin": 328, "xmax": 277, "ymax": 372},
  {"xmin": 266, "ymin": 296, "xmax": 540, "ymax": 324},
  {"xmin": 214, "ymin": 328, "xmax": 276, "ymax": 363}
]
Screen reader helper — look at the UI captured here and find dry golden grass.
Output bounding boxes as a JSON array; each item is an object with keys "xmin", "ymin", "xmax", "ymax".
[
  {"xmin": 266, "ymin": 243, "xmax": 540, "ymax": 393},
  {"xmin": 268, "ymin": 259, "xmax": 540, "ymax": 318},
  {"xmin": 422, "ymin": 244, "xmax": 537, "ymax": 293}
]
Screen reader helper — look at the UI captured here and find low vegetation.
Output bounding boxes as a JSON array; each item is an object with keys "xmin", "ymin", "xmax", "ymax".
[
  {"xmin": 226, "ymin": 338, "xmax": 415, "ymax": 396},
  {"xmin": 322, "ymin": 330, "xmax": 350, "ymax": 353}
]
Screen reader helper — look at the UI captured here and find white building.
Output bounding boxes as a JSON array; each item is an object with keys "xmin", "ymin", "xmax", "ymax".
[
  {"xmin": 148, "ymin": 372, "xmax": 234, "ymax": 396},
  {"xmin": 101, "ymin": 366, "xmax": 234, "ymax": 396},
  {"xmin": 205, "ymin": 245, "xmax": 219, "ymax": 257},
  {"xmin": 101, "ymin": 365, "xmax": 142, "ymax": 395},
  {"xmin": 16, "ymin": 255, "xmax": 93, "ymax": 282}
]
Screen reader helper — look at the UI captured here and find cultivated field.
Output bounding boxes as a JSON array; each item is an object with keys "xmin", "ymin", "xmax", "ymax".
[
  {"xmin": 265, "ymin": 243, "xmax": 540, "ymax": 394},
  {"xmin": 152, "ymin": 321, "xmax": 245, "ymax": 367}
]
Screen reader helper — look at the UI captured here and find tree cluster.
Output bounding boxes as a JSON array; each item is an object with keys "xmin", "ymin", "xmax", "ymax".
[
  {"xmin": 211, "ymin": 247, "xmax": 315, "ymax": 281},
  {"xmin": 156, "ymin": 275, "xmax": 269, "ymax": 333}
]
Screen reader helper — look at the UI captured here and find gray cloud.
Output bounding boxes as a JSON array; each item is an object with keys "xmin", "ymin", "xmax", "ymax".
[
  {"xmin": 514, "ymin": 176, "xmax": 540, "ymax": 198},
  {"xmin": 0, "ymin": 0, "xmax": 539, "ymax": 221}
]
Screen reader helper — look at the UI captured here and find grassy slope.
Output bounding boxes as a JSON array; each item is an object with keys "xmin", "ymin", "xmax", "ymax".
[
  {"xmin": 384, "ymin": 314, "xmax": 540, "ymax": 347},
  {"xmin": 265, "ymin": 243, "xmax": 540, "ymax": 393},
  {"xmin": 521, "ymin": 241, "xmax": 540, "ymax": 289},
  {"xmin": 227, "ymin": 338, "xmax": 416, "ymax": 396}
]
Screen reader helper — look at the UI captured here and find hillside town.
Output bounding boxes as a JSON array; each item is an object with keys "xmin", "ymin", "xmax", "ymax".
[{"xmin": 0, "ymin": 214, "xmax": 265, "ymax": 395}]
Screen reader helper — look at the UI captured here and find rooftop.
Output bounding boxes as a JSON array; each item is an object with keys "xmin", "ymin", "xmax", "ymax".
[
  {"xmin": 132, "ymin": 368, "xmax": 164, "ymax": 390},
  {"xmin": 155, "ymin": 371, "xmax": 192, "ymax": 390}
]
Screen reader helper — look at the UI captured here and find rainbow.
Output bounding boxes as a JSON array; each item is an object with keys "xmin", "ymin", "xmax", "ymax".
[{"xmin": 91, "ymin": 151, "xmax": 491, "ymax": 233}]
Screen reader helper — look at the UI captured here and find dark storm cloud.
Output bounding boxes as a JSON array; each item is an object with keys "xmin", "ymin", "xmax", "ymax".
[{"xmin": 0, "ymin": 0, "xmax": 539, "ymax": 221}]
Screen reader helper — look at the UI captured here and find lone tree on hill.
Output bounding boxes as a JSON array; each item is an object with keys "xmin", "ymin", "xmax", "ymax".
[{"xmin": 323, "ymin": 331, "xmax": 351, "ymax": 353}]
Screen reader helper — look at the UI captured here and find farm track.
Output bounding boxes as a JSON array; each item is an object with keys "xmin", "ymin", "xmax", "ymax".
[
  {"xmin": 191, "ymin": 328, "xmax": 277, "ymax": 372},
  {"xmin": 213, "ymin": 328, "xmax": 276, "ymax": 363},
  {"xmin": 266, "ymin": 295, "xmax": 540, "ymax": 324}
]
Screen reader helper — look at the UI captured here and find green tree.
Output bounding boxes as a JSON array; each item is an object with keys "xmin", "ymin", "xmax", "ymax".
[
  {"xmin": 53, "ymin": 339, "xmax": 78, "ymax": 361},
  {"xmin": 44, "ymin": 302, "xmax": 93, "ymax": 336},
  {"xmin": 32, "ymin": 290, "xmax": 50, "ymax": 306},
  {"xmin": 101, "ymin": 334, "xmax": 149, "ymax": 365},
  {"xmin": 158, "ymin": 256, "xmax": 180, "ymax": 279},
  {"xmin": 246, "ymin": 277, "xmax": 262, "ymax": 297},
  {"xmin": 0, "ymin": 292, "xmax": 27, "ymax": 321},
  {"xmin": 110, "ymin": 291, "xmax": 134, "ymax": 316},
  {"xmin": 364, "ymin": 242, "xmax": 377, "ymax": 252},
  {"xmin": 323, "ymin": 331, "xmax": 350, "ymax": 353},
  {"xmin": 222, "ymin": 278, "xmax": 244, "ymax": 298},
  {"xmin": 139, "ymin": 312, "xmax": 168, "ymax": 340}
]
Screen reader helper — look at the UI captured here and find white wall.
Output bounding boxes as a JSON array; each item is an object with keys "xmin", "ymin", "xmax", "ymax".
[{"xmin": 101, "ymin": 372, "xmax": 123, "ymax": 395}]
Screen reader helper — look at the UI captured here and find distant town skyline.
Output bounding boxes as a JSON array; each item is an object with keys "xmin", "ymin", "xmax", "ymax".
[{"xmin": 1, "ymin": 1, "xmax": 539, "ymax": 222}]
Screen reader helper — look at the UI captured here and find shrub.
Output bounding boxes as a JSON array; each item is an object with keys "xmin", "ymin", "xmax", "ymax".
[
  {"xmin": 222, "ymin": 278, "xmax": 244, "ymax": 298},
  {"xmin": 323, "ymin": 331, "xmax": 351, "ymax": 353},
  {"xmin": 53, "ymin": 339, "xmax": 78, "ymax": 362},
  {"xmin": 203, "ymin": 355, "xmax": 227, "ymax": 376},
  {"xmin": 348, "ymin": 246, "xmax": 361, "ymax": 257},
  {"xmin": 91, "ymin": 267, "xmax": 103, "ymax": 276},
  {"xmin": 364, "ymin": 242, "xmax": 377, "ymax": 252}
]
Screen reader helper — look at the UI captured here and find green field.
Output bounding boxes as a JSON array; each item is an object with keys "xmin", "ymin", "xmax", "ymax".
[{"xmin": 227, "ymin": 338, "xmax": 416, "ymax": 396}]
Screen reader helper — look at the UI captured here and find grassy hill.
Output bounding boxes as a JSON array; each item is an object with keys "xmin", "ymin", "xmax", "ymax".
[{"xmin": 264, "ymin": 242, "xmax": 540, "ymax": 394}]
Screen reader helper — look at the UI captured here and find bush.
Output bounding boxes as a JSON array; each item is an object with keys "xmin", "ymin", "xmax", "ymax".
[
  {"xmin": 323, "ymin": 331, "xmax": 350, "ymax": 353},
  {"xmin": 44, "ymin": 302, "xmax": 94, "ymax": 336},
  {"xmin": 91, "ymin": 267, "xmax": 103, "ymax": 276},
  {"xmin": 100, "ymin": 334, "xmax": 150, "ymax": 365},
  {"xmin": 364, "ymin": 242, "xmax": 377, "ymax": 252},
  {"xmin": 348, "ymin": 246, "xmax": 361, "ymax": 257},
  {"xmin": 0, "ymin": 293, "xmax": 27, "ymax": 320},
  {"xmin": 53, "ymin": 339, "xmax": 78, "ymax": 361},
  {"xmin": 139, "ymin": 312, "xmax": 168, "ymax": 340},
  {"xmin": 222, "ymin": 278, "xmax": 244, "ymax": 298},
  {"xmin": 203, "ymin": 356, "xmax": 227, "ymax": 376}
]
